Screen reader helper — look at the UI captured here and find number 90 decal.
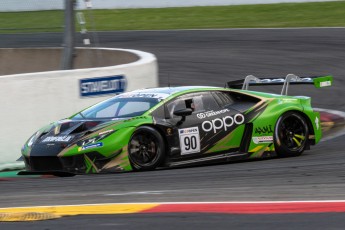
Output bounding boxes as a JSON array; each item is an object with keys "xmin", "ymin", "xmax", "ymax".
[
  {"xmin": 178, "ymin": 127, "xmax": 201, "ymax": 155},
  {"xmin": 184, "ymin": 136, "xmax": 197, "ymax": 150}
]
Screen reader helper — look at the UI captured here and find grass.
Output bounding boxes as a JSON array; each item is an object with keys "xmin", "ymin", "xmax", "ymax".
[
  {"xmin": 0, "ymin": 10, "xmax": 64, "ymax": 32},
  {"xmin": 0, "ymin": 1, "xmax": 345, "ymax": 33}
]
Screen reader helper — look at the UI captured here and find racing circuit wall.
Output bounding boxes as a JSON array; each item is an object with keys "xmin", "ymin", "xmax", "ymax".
[
  {"xmin": 0, "ymin": 48, "xmax": 141, "ymax": 76},
  {"xmin": 0, "ymin": 48, "xmax": 158, "ymax": 165},
  {"xmin": 0, "ymin": 0, "xmax": 337, "ymax": 11}
]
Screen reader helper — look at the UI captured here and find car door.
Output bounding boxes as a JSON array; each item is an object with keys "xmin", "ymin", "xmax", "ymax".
[{"xmin": 166, "ymin": 91, "xmax": 245, "ymax": 160}]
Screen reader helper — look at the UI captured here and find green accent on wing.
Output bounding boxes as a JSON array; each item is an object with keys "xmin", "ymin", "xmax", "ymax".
[{"xmin": 313, "ymin": 76, "xmax": 333, "ymax": 88}]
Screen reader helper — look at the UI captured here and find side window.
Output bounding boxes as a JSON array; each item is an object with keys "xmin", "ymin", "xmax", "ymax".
[
  {"xmin": 166, "ymin": 92, "xmax": 220, "ymax": 118},
  {"xmin": 166, "ymin": 98, "xmax": 188, "ymax": 118},
  {"xmin": 188, "ymin": 95, "xmax": 204, "ymax": 113},
  {"xmin": 201, "ymin": 93, "xmax": 220, "ymax": 111}
]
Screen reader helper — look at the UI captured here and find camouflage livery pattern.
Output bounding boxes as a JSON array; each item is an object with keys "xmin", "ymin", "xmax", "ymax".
[{"xmin": 21, "ymin": 81, "xmax": 327, "ymax": 174}]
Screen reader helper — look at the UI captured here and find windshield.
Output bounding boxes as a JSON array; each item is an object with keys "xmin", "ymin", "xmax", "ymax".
[{"xmin": 73, "ymin": 97, "xmax": 160, "ymax": 119}]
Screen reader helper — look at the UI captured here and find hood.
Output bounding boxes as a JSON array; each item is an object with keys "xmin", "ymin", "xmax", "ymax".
[
  {"xmin": 25, "ymin": 118, "xmax": 126, "ymax": 156},
  {"xmin": 42, "ymin": 118, "xmax": 127, "ymax": 139}
]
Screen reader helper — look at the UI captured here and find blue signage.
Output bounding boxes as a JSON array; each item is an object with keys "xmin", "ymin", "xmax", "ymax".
[{"xmin": 80, "ymin": 75, "xmax": 126, "ymax": 97}]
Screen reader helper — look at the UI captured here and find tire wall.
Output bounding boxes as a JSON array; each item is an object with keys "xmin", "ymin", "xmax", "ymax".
[{"xmin": 0, "ymin": 47, "xmax": 158, "ymax": 164}]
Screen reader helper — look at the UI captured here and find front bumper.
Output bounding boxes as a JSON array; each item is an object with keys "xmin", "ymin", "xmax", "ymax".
[
  {"xmin": 23, "ymin": 155, "xmax": 87, "ymax": 174},
  {"xmin": 23, "ymin": 148, "xmax": 131, "ymax": 174}
]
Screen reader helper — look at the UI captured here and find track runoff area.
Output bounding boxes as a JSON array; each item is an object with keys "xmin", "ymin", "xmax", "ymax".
[{"xmin": 2, "ymin": 201, "xmax": 345, "ymax": 222}]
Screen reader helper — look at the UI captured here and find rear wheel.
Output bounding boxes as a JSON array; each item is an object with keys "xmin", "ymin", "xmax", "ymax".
[
  {"xmin": 128, "ymin": 126, "xmax": 165, "ymax": 171},
  {"xmin": 274, "ymin": 112, "xmax": 309, "ymax": 157}
]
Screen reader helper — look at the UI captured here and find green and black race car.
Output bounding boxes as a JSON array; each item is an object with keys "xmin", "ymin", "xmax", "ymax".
[{"xmin": 20, "ymin": 74, "xmax": 333, "ymax": 175}]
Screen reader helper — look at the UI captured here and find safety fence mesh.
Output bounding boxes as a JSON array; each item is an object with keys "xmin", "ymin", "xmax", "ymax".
[
  {"xmin": 0, "ymin": 0, "xmax": 66, "ymax": 33},
  {"xmin": 0, "ymin": 0, "xmax": 95, "ymax": 33}
]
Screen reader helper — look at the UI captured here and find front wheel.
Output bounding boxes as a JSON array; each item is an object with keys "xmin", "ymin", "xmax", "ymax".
[
  {"xmin": 128, "ymin": 126, "xmax": 165, "ymax": 171},
  {"xmin": 274, "ymin": 112, "xmax": 309, "ymax": 157}
]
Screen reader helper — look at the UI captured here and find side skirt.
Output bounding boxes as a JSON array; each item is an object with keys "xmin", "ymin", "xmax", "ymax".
[{"xmin": 167, "ymin": 152, "xmax": 249, "ymax": 167}]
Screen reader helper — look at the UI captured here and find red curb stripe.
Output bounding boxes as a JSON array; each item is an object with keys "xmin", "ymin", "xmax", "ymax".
[
  {"xmin": 320, "ymin": 111, "xmax": 344, "ymax": 122},
  {"xmin": 141, "ymin": 202, "xmax": 345, "ymax": 214}
]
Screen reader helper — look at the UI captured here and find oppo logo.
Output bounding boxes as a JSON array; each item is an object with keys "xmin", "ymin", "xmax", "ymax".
[{"xmin": 202, "ymin": 114, "xmax": 245, "ymax": 133}]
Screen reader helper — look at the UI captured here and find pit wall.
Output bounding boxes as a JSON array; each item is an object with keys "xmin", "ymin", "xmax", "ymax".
[{"xmin": 0, "ymin": 47, "xmax": 158, "ymax": 164}]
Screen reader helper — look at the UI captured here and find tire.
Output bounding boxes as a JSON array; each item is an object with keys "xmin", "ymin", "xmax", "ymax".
[
  {"xmin": 274, "ymin": 112, "xmax": 309, "ymax": 157},
  {"xmin": 128, "ymin": 126, "xmax": 165, "ymax": 171}
]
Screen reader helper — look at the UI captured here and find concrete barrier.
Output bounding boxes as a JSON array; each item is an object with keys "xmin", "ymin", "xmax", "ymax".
[
  {"xmin": 0, "ymin": 47, "xmax": 158, "ymax": 164},
  {"xmin": 0, "ymin": 48, "xmax": 140, "ymax": 75}
]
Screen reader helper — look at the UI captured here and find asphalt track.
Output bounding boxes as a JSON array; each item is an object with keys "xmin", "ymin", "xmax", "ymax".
[{"xmin": 1, "ymin": 28, "xmax": 345, "ymax": 228}]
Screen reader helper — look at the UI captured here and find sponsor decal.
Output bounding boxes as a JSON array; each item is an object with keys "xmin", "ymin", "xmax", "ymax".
[
  {"xmin": 257, "ymin": 77, "xmax": 312, "ymax": 83},
  {"xmin": 197, "ymin": 109, "xmax": 230, "ymax": 119},
  {"xmin": 99, "ymin": 129, "xmax": 114, "ymax": 136},
  {"xmin": 320, "ymin": 81, "xmax": 332, "ymax": 87},
  {"xmin": 178, "ymin": 127, "xmax": 201, "ymax": 155},
  {"xmin": 42, "ymin": 135, "xmax": 73, "ymax": 143},
  {"xmin": 118, "ymin": 92, "xmax": 169, "ymax": 101},
  {"xmin": 166, "ymin": 128, "xmax": 173, "ymax": 136},
  {"xmin": 252, "ymin": 136, "xmax": 273, "ymax": 144},
  {"xmin": 179, "ymin": 127, "xmax": 198, "ymax": 134},
  {"xmin": 80, "ymin": 75, "xmax": 126, "ymax": 97},
  {"xmin": 255, "ymin": 125, "xmax": 273, "ymax": 134},
  {"xmin": 315, "ymin": 116, "xmax": 320, "ymax": 130},
  {"xmin": 202, "ymin": 114, "xmax": 245, "ymax": 133},
  {"xmin": 81, "ymin": 142, "xmax": 103, "ymax": 151},
  {"xmin": 285, "ymin": 99, "xmax": 297, "ymax": 102}
]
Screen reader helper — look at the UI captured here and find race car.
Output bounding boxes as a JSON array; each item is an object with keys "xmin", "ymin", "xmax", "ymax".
[{"xmin": 20, "ymin": 74, "xmax": 333, "ymax": 175}]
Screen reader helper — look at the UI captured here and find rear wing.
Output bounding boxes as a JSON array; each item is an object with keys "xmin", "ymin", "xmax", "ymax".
[{"xmin": 227, "ymin": 74, "xmax": 333, "ymax": 95}]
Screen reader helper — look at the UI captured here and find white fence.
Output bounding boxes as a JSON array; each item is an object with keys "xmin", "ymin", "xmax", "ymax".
[
  {"xmin": 0, "ymin": 48, "xmax": 158, "ymax": 164},
  {"xmin": 0, "ymin": 0, "xmax": 337, "ymax": 12}
]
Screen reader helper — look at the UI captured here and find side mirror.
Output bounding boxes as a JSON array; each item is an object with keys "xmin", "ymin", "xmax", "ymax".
[{"xmin": 173, "ymin": 108, "xmax": 193, "ymax": 117}]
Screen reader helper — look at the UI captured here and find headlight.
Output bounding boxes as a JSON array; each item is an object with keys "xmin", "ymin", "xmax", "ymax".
[
  {"xmin": 27, "ymin": 131, "xmax": 41, "ymax": 147},
  {"xmin": 78, "ymin": 129, "xmax": 115, "ymax": 146}
]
